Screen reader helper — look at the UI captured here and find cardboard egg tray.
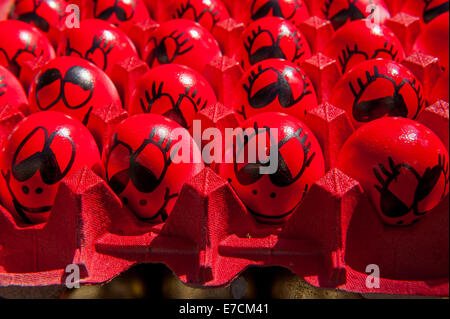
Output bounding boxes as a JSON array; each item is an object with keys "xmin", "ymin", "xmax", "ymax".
[{"xmin": 0, "ymin": 2, "xmax": 448, "ymax": 296}]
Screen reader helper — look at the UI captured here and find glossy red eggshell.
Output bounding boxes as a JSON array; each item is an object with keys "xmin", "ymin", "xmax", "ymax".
[
  {"xmin": 0, "ymin": 111, "xmax": 101, "ymax": 225},
  {"xmin": 143, "ymin": 19, "xmax": 222, "ymax": 73},
  {"xmin": 238, "ymin": 17, "xmax": 312, "ymax": 71},
  {"xmin": 330, "ymin": 59, "xmax": 426, "ymax": 128},
  {"xmin": 323, "ymin": 20, "xmax": 405, "ymax": 74},
  {"xmin": 219, "ymin": 112, "xmax": 325, "ymax": 223},
  {"xmin": 102, "ymin": 113, "xmax": 205, "ymax": 223},
  {"xmin": 28, "ymin": 56, "xmax": 122, "ymax": 126},
  {"xmin": 57, "ymin": 19, "xmax": 139, "ymax": 76},
  {"xmin": 0, "ymin": 20, "xmax": 55, "ymax": 78},
  {"xmin": 128, "ymin": 64, "xmax": 217, "ymax": 129},
  {"xmin": 231, "ymin": 58, "xmax": 318, "ymax": 122},
  {"xmin": 338, "ymin": 117, "xmax": 449, "ymax": 226}
]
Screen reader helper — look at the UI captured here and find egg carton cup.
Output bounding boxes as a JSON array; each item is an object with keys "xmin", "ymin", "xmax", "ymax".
[{"xmin": 0, "ymin": 10, "xmax": 448, "ymax": 296}]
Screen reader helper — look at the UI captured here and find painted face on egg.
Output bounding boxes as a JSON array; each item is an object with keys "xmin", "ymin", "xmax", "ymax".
[
  {"xmin": 144, "ymin": 19, "xmax": 221, "ymax": 73},
  {"xmin": 338, "ymin": 117, "xmax": 449, "ymax": 226},
  {"xmin": 220, "ymin": 112, "xmax": 325, "ymax": 223},
  {"xmin": 103, "ymin": 114, "xmax": 204, "ymax": 223},
  {"xmin": 0, "ymin": 65, "xmax": 28, "ymax": 112},
  {"xmin": 238, "ymin": 17, "xmax": 312, "ymax": 70},
  {"xmin": 57, "ymin": 19, "xmax": 139, "ymax": 76},
  {"xmin": 330, "ymin": 59, "xmax": 426, "ymax": 127},
  {"xmin": 0, "ymin": 111, "xmax": 101, "ymax": 225},
  {"xmin": 317, "ymin": 0, "xmax": 390, "ymax": 30},
  {"xmin": 28, "ymin": 56, "xmax": 122, "ymax": 126},
  {"xmin": 238, "ymin": 0, "xmax": 310, "ymax": 28},
  {"xmin": 323, "ymin": 20, "xmax": 405, "ymax": 74},
  {"xmin": 167, "ymin": 0, "xmax": 230, "ymax": 32},
  {"xmin": 9, "ymin": 0, "xmax": 67, "ymax": 46},
  {"xmin": 232, "ymin": 59, "xmax": 317, "ymax": 121},
  {"xmin": 128, "ymin": 64, "xmax": 217, "ymax": 129},
  {"xmin": 0, "ymin": 20, "xmax": 55, "ymax": 77}
]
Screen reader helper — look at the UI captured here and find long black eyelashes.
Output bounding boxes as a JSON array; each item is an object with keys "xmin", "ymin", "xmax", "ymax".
[
  {"xmin": 94, "ymin": 0, "xmax": 136, "ymax": 22},
  {"xmin": 338, "ymin": 41, "xmax": 400, "ymax": 74},
  {"xmin": 373, "ymin": 155, "xmax": 449, "ymax": 220},
  {"xmin": 139, "ymin": 81, "xmax": 208, "ymax": 128},
  {"xmin": 349, "ymin": 65, "xmax": 425, "ymax": 120},
  {"xmin": 154, "ymin": 30, "xmax": 194, "ymax": 64},
  {"xmin": 0, "ymin": 38, "xmax": 42, "ymax": 76},
  {"xmin": 65, "ymin": 36, "xmax": 114, "ymax": 71},
  {"xmin": 244, "ymin": 26, "xmax": 305, "ymax": 65},
  {"xmin": 172, "ymin": 0, "xmax": 221, "ymax": 29},
  {"xmin": 251, "ymin": 0, "xmax": 302, "ymax": 21}
]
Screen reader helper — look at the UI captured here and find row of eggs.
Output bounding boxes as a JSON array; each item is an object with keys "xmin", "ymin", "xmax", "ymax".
[{"xmin": 0, "ymin": 0, "xmax": 448, "ymax": 229}]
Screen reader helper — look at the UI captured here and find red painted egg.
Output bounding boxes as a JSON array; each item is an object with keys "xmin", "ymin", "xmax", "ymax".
[
  {"xmin": 0, "ymin": 20, "xmax": 55, "ymax": 78},
  {"xmin": 238, "ymin": 17, "xmax": 312, "ymax": 70},
  {"xmin": 220, "ymin": 112, "xmax": 325, "ymax": 223},
  {"xmin": 102, "ymin": 113, "xmax": 205, "ymax": 222},
  {"xmin": 323, "ymin": 20, "xmax": 405, "ymax": 74},
  {"xmin": 338, "ymin": 117, "xmax": 449, "ymax": 226},
  {"xmin": 28, "ymin": 56, "xmax": 122, "ymax": 126},
  {"xmin": 128, "ymin": 64, "xmax": 217, "ymax": 129},
  {"xmin": 57, "ymin": 19, "xmax": 139, "ymax": 76},
  {"xmin": 0, "ymin": 111, "xmax": 101, "ymax": 224},
  {"xmin": 143, "ymin": 19, "xmax": 222, "ymax": 73}
]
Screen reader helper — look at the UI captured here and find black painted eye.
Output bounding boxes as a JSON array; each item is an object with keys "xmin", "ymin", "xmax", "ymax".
[
  {"xmin": 12, "ymin": 127, "xmax": 76, "ymax": 185},
  {"xmin": 237, "ymin": 162, "xmax": 266, "ymax": 185},
  {"xmin": 35, "ymin": 68, "xmax": 62, "ymax": 111},
  {"xmin": 13, "ymin": 152, "xmax": 42, "ymax": 182},
  {"xmin": 244, "ymin": 26, "xmax": 286, "ymax": 66},
  {"xmin": 349, "ymin": 66, "xmax": 424, "ymax": 123},
  {"xmin": 338, "ymin": 44, "xmax": 369, "ymax": 74},
  {"xmin": 269, "ymin": 154, "xmax": 294, "ymax": 187},
  {"xmin": 173, "ymin": 0, "xmax": 221, "ymax": 29},
  {"xmin": 130, "ymin": 160, "xmax": 160, "ymax": 193},
  {"xmin": 39, "ymin": 148, "xmax": 64, "ymax": 185},
  {"xmin": 379, "ymin": 187, "xmax": 410, "ymax": 218},
  {"xmin": 243, "ymin": 64, "xmax": 312, "ymax": 110},
  {"xmin": 62, "ymin": 66, "xmax": 94, "ymax": 109},
  {"xmin": 106, "ymin": 136, "xmax": 132, "ymax": 195},
  {"xmin": 85, "ymin": 36, "xmax": 114, "ymax": 71},
  {"xmin": 155, "ymin": 31, "xmax": 194, "ymax": 64}
]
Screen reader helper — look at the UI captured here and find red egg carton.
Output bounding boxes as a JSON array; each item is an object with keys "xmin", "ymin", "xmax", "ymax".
[{"xmin": 0, "ymin": 11, "xmax": 448, "ymax": 297}]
